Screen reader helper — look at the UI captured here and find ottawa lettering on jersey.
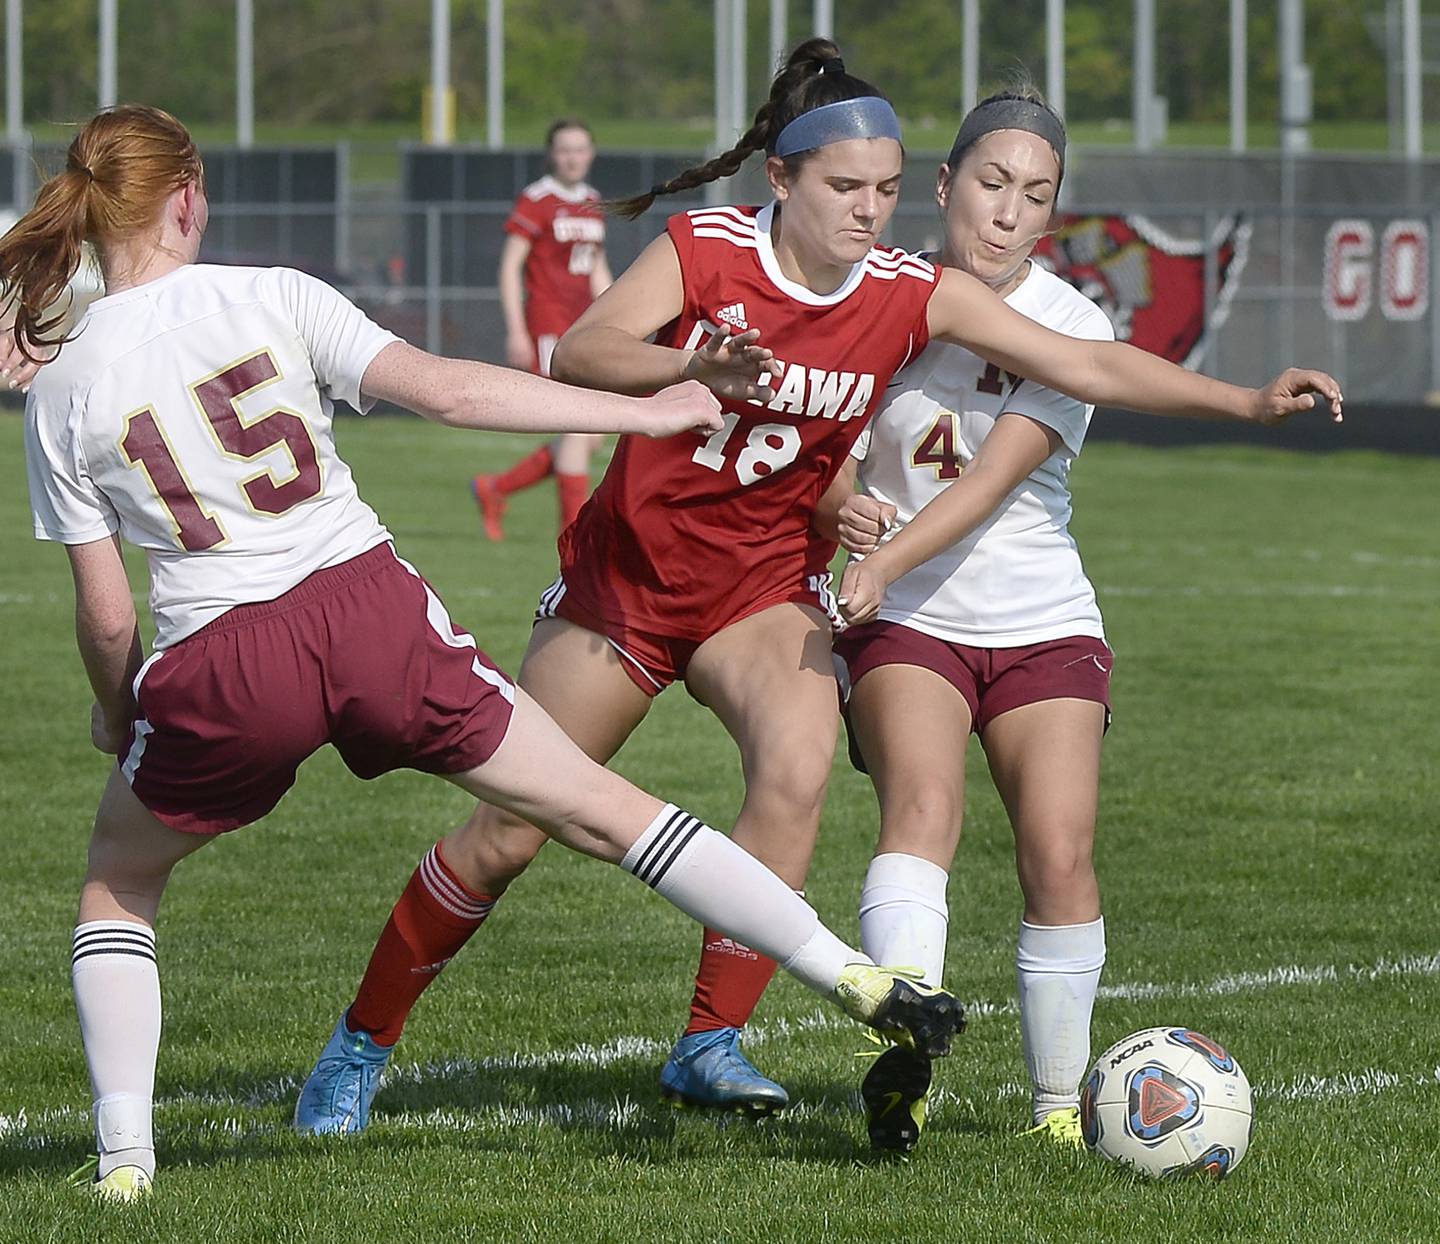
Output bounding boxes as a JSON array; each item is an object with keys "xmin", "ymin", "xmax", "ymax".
[
  {"xmin": 552, "ymin": 215, "xmax": 605, "ymax": 244},
  {"xmin": 682, "ymin": 320, "xmax": 875, "ymax": 422}
]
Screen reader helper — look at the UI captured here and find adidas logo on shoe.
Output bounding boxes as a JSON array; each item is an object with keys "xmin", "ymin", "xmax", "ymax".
[{"xmin": 715, "ymin": 302, "xmax": 749, "ymax": 331}]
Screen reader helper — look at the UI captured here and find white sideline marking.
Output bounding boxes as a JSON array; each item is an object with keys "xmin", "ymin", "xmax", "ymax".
[
  {"xmin": 1099, "ymin": 584, "xmax": 1433, "ymax": 600},
  {"xmin": 3, "ymin": 951, "xmax": 1437, "ymax": 1147}
]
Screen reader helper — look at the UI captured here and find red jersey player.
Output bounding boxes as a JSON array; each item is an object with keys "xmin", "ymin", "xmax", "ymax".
[
  {"xmin": 472, "ymin": 119, "xmax": 613, "ymax": 538},
  {"xmin": 301, "ymin": 40, "xmax": 1340, "ymax": 1135},
  {"xmin": 15, "ymin": 105, "xmax": 964, "ymax": 1198}
]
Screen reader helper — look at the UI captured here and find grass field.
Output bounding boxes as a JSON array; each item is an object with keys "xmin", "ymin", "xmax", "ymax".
[{"xmin": 1, "ymin": 414, "xmax": 1438, "ymax": 1242}]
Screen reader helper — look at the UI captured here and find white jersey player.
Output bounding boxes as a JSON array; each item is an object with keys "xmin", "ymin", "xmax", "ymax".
[
  {"xmin": 819, "ymin": 87, "xmax": 1339, "ymax": 1155},
  {"xmin": 13, "ymin": 104, "xmax": 963, "ymax": 1201},
  {"xmin": 846, "ymin": 259, "xmax": 1113, "ymax": 651}
]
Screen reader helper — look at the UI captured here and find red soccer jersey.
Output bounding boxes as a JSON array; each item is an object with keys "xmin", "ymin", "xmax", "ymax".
[
  {"xmin": 558, "ymin": 203, "xmax": 940, "ymax": 641},
  {"xmin": 504, "ymin": 176, "xmax": 606, "ymax": 338}
]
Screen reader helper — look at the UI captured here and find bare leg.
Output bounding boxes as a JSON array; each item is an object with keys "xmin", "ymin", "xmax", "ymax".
[
  {"xmin": 440, "ymin": 617, "xmax": 653, "ymax": 894},
  {"xmin": 850, "ymin": 664, "xmax": 973, "ymax": 872},
  {"xmin": 550, "ymin": 433, "xmax": 604, "ymax": 476},
  {"xmin": 980, "ymin": 699, "xmax": 1105, "ymax": 926},
  {"xmin": 73, "ymin": 770, "xmax": 215, "ymax": 1185},
  {"xmin": 685, "ymin": 603, "xmax": 840, "ymax": 887},
  {"xmin": 980, "ymin": 697, "xmax": 1107, "ymax": 1124}
]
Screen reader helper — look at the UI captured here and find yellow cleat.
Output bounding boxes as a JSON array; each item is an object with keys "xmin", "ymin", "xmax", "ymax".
[
  {"xmin": 834, "ymin": 964, "xmax": 966, "ymax": 1058},
  {"xmin": 69, "ymin": 1156, "xmax": 153, "ymax": 1203},
  {"xmin": 1024, "ymin": 1106, "xmax": 1084, "ymax": 1149},
  {"xmin": 861, "ymin": 1044, "xmax": 933, "ymax": 1154}
]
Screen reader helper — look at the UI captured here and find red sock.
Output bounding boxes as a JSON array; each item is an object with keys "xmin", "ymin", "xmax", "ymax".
[
  {"xmin": 493, "ymin": 445, "xmax": 554, "ymax": 496},
  {"xmin": 684, "ymin": 927, "xmax": 781, "ymax": 1035},
  {"xmin": 556, "ymin": 472, "xmax": 590, "ymax": 529},
  {"xmin": 347, "ymin": 843, "xmax": 496, "ymax": 1046}
]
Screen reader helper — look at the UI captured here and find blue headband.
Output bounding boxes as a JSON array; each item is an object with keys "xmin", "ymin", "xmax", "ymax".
[{"xmin": 772, "ymin": 97, "xmax": 902, "ymax": 158}]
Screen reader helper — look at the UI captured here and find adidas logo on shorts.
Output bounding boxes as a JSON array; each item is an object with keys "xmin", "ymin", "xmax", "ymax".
[{"xmin": 715, "ymin": 302, "xmax": 748, "ymax": 331}]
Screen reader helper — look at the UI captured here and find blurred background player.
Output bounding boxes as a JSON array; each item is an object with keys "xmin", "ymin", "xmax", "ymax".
[
  {"xmin": 295, "ymin": 39, "xmax": 1340, "ymax": 1138},
  {"xmin": 13, "ymin": 104, "xmax": 962, "ymax": 1199},
  {"xmin": 472, "ymin": 118, "xmax": 613, "ymax": 538}
]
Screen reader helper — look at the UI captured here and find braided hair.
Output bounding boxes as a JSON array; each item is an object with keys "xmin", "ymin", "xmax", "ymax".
[{"xmin": 610, "ymin": 39, "xmax": 889, "ymax": 219}]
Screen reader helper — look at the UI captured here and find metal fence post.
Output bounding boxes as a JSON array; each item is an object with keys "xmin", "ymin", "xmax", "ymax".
[
  {"xmin": 425, "ymin": 205, "xmax": 442, "ymax": 355},
  {"xmin": 335, "ymin": 141, "xmax": 351, "ymax": 277}
]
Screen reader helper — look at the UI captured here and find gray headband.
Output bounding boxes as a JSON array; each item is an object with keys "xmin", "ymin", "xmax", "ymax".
[
  {"xmin": 772, "ymin": 97, "xmax": 902, "ymax": 158},
  {"xmin": 948, "ymin": 98, "xmax": 1067, "ymax": 169}
]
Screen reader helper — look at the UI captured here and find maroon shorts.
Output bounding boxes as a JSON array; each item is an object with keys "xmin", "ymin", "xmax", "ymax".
[
  {"xmin": 122, "ymin": 543, "xmax": 516, "ymax": 835},
  {"xmin": 833, "ymin": 622, "xmax": 1113, "ymax": 766},
  {"xmin": 534, "ymin": 570, "xmax": 840, "ymax": 696}
]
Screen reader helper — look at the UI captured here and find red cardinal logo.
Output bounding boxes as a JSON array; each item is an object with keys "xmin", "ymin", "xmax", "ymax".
[{"xmin": 1034, "ymin": 215, "xmax": 1250, "ymax": 367}]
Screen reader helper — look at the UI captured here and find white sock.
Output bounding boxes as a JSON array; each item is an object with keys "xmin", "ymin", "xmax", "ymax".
[
  {"xmin": 1016, "ymin": 916, "xmax": 1106, "ymax": 1123},
  {"xmin": 859, "ymin": 853, "xmax": 950, "ymax": 987},
  {"xmin": 622, "ymin": 805, "xmax": 866, "ymax": 995},
  {"xmin": 72, "ymin": 921, "xmax": 160, "ymax": 1179}
]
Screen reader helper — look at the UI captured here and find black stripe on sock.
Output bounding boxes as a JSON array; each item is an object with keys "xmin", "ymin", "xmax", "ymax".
[
  {"xmin": 645, "ymin": 818, "xmax": 704, "ymax": 890},
  {"xmin": 631, "ymin": 806, "xmax": 690, "ymax": 882},
  {"xmin": 72, "ymin": 946, "xmax": 157, "ymax": 966},
  {"xmin": 72, "ymin": 930, "xmax": 155, "ymax": 953}
]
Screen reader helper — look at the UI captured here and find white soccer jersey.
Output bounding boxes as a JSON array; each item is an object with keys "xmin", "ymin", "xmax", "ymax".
[
  {"xmin": 26, "ymin": 264, "xmax": 399, "ymax": 648},
  {"xmin": 851, "ymin": 262, "xmax": 1114, "ymax": 648}
]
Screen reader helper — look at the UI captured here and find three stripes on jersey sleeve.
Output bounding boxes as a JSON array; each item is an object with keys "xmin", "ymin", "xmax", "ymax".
[{"xmin": 684, "ymin": 206, "xmax": 935, "ymax": 284}]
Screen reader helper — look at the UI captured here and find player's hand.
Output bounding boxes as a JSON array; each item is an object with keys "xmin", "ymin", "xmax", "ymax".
[
  {"xmin": 505, "ymin": 328, "xmax": 534, "ymax": 370},
  {"xmin": 837, "ymin": 494, "xmax": 897, "ymax": 555},
  {"xmin": 90, "ymin": 701, "xmax": 128, "ymax": 756},
  {"xmin": 1248, "ymin": 368, "xmax": 1343, "ymax": 426},
  {"xmin": 837, "ymin": 559, "xmax": 890, "ymax": 627},
  {"xmin": 0, "ymin": 330, "xmax": 45, "ymax": 394},
  {"xmin": 643, "ymin": 380, "xmax": 726, "ymax": 438},
  {"xmin": 682, "ymin": 326, "xmax": 782, "ymax": 402}
]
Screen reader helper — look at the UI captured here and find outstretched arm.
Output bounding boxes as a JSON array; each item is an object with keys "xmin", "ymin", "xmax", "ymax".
[
  {"xmin": 359, "ymin": 340, "xmax": 723, "ymax": 439},
  {"xmin": 926, "ymin": 268, "xmax": 1343, "ymax": 425},
  {"xmin": 67, "ymin": 534, "xmax": 143, "ymax": 755}
]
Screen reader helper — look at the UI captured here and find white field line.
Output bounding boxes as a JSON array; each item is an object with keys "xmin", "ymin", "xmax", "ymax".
[
  {"xmin": 2, "ymin": 951, "xmax": 1436, "ymax": 1147},
  {"xmin": 1099, "ymin": 583, "xmax": 1434, "ymax": 600}
]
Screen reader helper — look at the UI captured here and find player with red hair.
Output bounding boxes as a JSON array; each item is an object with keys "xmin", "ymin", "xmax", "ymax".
[{"xmin": 14, "ymin": 103, "xmax": 966, "ymax": 1199}]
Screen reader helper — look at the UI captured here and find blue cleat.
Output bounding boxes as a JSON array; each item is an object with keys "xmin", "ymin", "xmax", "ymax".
[
  {"xmin": 294, "ymin": 1012, "xmax": 392, "ymax": 1135},
  {"xmin": 659, "ymin": 1027, "xmax": 789, "ymax": 1117}
]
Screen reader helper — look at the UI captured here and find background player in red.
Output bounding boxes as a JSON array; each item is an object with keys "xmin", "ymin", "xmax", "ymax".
[
  {"xmin": 298, "ymin": 40, "xmax": 1341, "ymax": 1132},
  {"xmin": 472, "ymin": 119, "xmax": 613, "ymax": 538},
  {"xmin": 13, "ymin": 104, "xmax": 964, "ymax": 1198}
]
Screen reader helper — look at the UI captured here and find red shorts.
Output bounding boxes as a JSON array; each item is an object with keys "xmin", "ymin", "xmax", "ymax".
[
  {"xmin": 833, "ymin": 623, "xmax": 1113, "ymax": 765},
  {"xmin": 122, "ymin": 543, "xmax": 516, "ymax": 835},
  {"xmin": 535, "ymin": 570, "xmax": 840, "ymax": 696}
]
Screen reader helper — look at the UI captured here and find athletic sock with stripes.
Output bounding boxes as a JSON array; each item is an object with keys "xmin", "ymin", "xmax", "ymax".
[
  {"xmin": 347, "ymin": 843, "xmax": 497, "ymax": 1046},
  {"xmin": 1017, "ymin": 916, "xmax": 1106, "ymax": 1121},
  {"xmin": 622, "ymin": 804, "xmax": 865, "ymax": 996},
  {"xmin": 71, "ymin": 921, "xmax": 160, "ymax": 1180}
]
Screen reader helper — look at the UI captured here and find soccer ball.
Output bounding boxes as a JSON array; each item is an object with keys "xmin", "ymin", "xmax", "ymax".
[{"xmin": 1080, "ymin": 1026, "xmax": 1253, "ymax": 1179}]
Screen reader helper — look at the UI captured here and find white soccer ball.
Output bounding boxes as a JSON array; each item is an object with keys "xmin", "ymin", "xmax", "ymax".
[{"xmin": 1079, "ymin": 1026, "xmax": 1253, "ymax": 1179}]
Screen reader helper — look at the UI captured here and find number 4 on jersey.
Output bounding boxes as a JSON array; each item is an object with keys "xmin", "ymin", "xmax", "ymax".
[{"xmin": 911, "ymin": 409, "xmax": 964, "ymax": 480}]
